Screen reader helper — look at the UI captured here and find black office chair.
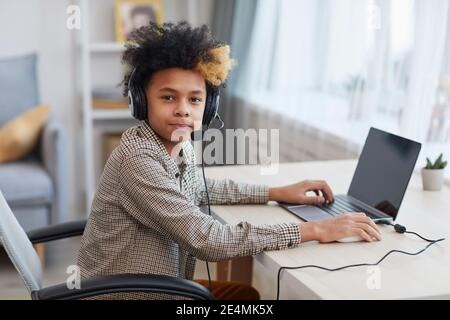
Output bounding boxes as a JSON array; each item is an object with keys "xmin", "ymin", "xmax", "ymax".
[{"xmin": 0, "ymin": 191, "xmax": 214, "ymax": 300}]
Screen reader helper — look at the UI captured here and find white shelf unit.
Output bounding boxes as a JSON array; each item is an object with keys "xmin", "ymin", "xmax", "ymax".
[
  {"xmin": 79, "ymin": 0, "xmax": 137, "ymax": 214},
  {"xmin": 91, "ymin": 109, "xmax": 133, "ymax": 120},
  {"xmin": 90, "ymin": 42, "xmax": 126, "ymax": 53}
]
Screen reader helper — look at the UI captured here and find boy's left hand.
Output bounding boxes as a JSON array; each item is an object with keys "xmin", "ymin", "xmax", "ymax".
[{"xmin": 268, "ymin": 180, "xmax": 335, "ymax": 205}]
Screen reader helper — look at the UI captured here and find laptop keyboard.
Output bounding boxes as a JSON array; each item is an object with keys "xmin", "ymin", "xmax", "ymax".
[{"xmin": 319, "ymin": 197, "xmax": 379, "ymax": 219}]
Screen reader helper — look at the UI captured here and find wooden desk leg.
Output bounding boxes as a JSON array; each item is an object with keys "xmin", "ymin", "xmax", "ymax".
[
  {"xmin": 216, "ymin": 257, "xmax": 253, "ymax": 285},
  {"xmin": 216, "ymin": 260, "xmax": 230, "ymax": 281},
  {"xmin": 230, "ymin": 256, "xmax": 253, "ymax": 285},
  {"xmin": 33, "ymin": 244, "xmax": 45, "ymax": 266}
]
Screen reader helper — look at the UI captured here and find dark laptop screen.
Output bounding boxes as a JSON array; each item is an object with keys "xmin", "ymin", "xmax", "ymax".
[{"xmin": 348, "ymin": 128, "xmax": 421, "ymax": 219}]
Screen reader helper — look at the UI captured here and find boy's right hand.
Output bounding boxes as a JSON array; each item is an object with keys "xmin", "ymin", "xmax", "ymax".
[{"xmin": 299, "ymin": 213, "xmax": 382, "ymax": 243}]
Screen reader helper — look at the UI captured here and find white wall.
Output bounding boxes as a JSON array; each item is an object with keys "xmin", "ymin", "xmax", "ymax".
[{"xmin": 0, "ymin": 0, "xmax": 216, "ymax": 219}]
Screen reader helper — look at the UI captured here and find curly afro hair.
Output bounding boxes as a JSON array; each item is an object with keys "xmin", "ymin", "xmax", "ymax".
[{"xmin": 121, "ymin": 21, "xmax": 236, "ymax": 97}]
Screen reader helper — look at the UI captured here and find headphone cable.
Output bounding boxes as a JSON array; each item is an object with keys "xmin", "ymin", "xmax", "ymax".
[
  {"xmin": 200, "ymin": 138, "xmax": 214, "ymax": 293},
  {"xmin": 198, "ymin": 118, "xmax": 224, "ymax": 294}
]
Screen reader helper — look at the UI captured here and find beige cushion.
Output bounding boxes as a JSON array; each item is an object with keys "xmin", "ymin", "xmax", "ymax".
[{"xmin": 0, "ymin": 105, "xmax": 49, "ymax": 163}]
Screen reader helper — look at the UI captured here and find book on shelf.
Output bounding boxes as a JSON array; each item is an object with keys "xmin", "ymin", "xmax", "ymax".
[
  {"xmin": 92, "ymin": 87, "xmax": 128, "ymax": 109},
  {"xmin": 92, "ymin": 98, "xmax": 128, "ymax": 109}
]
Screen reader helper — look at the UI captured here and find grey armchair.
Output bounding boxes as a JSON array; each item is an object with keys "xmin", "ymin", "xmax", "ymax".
[{"xmin": 0, "ymin": 54, "xmax": 68, "ymax": 235}]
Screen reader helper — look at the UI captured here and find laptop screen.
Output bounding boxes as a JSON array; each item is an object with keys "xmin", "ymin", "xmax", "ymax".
[{"xmin": 348, "ymin": 128, "xmax": 421, "ymax": 219}]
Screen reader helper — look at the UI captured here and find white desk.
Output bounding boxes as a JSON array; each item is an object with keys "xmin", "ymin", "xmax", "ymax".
[{"xmin": 206, "ymin": 160, "xmax": 450, "ymax": 299}]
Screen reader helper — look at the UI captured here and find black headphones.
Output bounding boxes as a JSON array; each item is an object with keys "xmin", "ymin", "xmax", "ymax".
[{"xmin": 127, "ymin": 68, "xmax": 221, "ymax": 129}]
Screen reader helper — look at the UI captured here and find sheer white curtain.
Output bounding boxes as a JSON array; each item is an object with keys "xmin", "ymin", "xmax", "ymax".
[
  {"xmin": 236, "ymin": 0, "xmax": 319, "ymax": 95},
  {"xmin": 232, "ymin": 0, "xmax": 450, "ymax": 163},
  {"xmin": 399, "ymin": 0, "xmax": 449, "ymax": 142}
]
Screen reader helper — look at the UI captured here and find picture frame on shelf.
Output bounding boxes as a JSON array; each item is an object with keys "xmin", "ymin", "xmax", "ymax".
[{"xmin": 115, "ymin": 0, "xmax": 164, "ymax": 43}]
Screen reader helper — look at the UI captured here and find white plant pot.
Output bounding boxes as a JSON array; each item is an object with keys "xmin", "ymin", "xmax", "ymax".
[{"xmin": 421, "ymin": 168, "xmax": 445, "ymax": 191}]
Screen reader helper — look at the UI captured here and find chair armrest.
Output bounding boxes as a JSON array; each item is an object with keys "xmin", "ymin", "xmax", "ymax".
[
  {"xmin": 32, "ymin": 273, "xmax": 214, "ymax": 300},
  {"xmin": 26, "ymin": 220, "xmax": 86, "ymax": 244},
  {"xmin": 41, "ymin": 117, "xmax": 68, "ymax": 224}
]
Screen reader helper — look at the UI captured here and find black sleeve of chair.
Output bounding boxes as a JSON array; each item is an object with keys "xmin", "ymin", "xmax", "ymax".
[
  {"xmin": 32, "ymin": 274, "xmax": 214, "ymax": 300},
  {"xmin": 27, "ymin": 220, "xmax": 87, "ymax": 244}
]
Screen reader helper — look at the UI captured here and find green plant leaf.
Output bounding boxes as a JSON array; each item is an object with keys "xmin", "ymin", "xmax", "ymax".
[
  {"xmin": 434, "ymin": 153, "xmax": 443, "ymax": 168},
  {"xmin": 426, "ymin": 158, "xmax": 433, "ymax": 169}
]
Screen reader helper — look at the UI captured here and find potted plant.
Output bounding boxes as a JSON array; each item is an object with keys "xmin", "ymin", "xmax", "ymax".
[{"xmin": 421, "ymin": 153, "xmax": 447, "ymax": 191}]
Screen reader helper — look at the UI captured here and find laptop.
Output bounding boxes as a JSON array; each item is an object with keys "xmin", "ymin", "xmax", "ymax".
[{"xmin": 280, "ymin": 127, "xmax": 421, "ymax": 222}]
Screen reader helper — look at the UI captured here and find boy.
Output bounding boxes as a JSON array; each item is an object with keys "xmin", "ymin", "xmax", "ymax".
[{"xmin": 78, "ymin": 22, "xmax": 381, "ymax": 300}]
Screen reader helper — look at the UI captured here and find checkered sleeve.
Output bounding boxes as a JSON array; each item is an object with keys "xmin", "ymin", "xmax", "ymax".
[
  {"xmin": 118, "ymin": 151, "xmax": 301, "ymax": 262},
  {"xmin": 194, "ymin": 170, "xmax": 269, "ymax": 206}
]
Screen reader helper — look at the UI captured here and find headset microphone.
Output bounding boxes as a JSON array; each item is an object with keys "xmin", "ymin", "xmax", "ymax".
[
  {"xmin": 190, "ymin": 114, "xmax": 225, "ymax": 141},
  {"xmin": 191, "ymin": 130, "xmax": 202, "ymax": 142}
]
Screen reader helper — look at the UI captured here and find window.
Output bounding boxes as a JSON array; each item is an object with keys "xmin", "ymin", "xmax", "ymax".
[{"xmin": 236, "ymin": 0, "xmax": 450, "ymax": 147}]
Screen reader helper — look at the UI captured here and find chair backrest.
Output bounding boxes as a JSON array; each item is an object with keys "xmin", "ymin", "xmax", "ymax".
[{"xmin": 0, "ymin": 190, "xmax": 43, "ymax": 293}]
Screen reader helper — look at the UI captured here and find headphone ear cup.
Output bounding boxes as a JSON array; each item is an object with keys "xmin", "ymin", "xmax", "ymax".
[
  {"xmin": 203, "ymin": 85, "xmax": 220, "ymax": 128},
  {"xmin": 128, "ymin": 89, "xmax": 136, "ymax": 117},
  {"xmin": 135, "ymin": 85, "xmax": 148, "ymax": 120},
  {"xmin": 128, "ymin": 68, "xmax": 148, "ymax": 121},
  {"xmin": 130, "ymin": 84, "xmax": 147, "ymax": 120}
]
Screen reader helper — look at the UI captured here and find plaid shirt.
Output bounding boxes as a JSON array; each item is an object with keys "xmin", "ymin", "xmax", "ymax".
[{"xmin": 77, "ymin": 121, "xmax": 301, "ymax": 299}]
